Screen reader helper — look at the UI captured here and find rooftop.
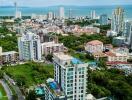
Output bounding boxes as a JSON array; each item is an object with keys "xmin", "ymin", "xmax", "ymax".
[
  {"xmin": 41, "ymin": 41, "xmax": 63, "ymax": 47},
  {"xmin": 53, "ymin": 52, "xmax": 73, "ymax": 61},
  {"xmin": 87, "ymin": 40, "xmax": 103, "ymax": 45},
  {"xmin": 2, "ymin": 51, "xmax": 17, "ymax": 55}
]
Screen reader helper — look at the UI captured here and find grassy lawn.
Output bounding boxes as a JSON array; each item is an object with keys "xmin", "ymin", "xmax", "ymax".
[
  {"xmin": 3, "ymin": 62, "xmax": 54, "ymax": 87},
  {"xmin": 0, "ymin": 83, "xmax": 8, "ymax": 100}
]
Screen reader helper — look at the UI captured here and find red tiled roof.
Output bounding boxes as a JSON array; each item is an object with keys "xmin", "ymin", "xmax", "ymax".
[
  {"xmin": 105, "ymin": 51, "xmax": 116, "ymax": 57},
  {"xmin": 87, "ymin": 40, "xmax": 103, "ymax": 45},
  {"xmin": 106, "ymin": 61, "xmax": 128, "ymax": 65}
]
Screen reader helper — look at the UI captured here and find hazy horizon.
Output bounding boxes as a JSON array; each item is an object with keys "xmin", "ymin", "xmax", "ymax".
[{"xmin": 1, "ymin": 0, "xmax": 132, "ymax": 7}]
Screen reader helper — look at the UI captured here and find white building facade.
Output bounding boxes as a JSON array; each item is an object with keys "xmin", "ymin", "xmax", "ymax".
[
  {"xmin": 53, "ymin": 53, "xmax": 88, "ymax": 100},
  {"xmin": 111, "ymin": 7, "xmax": 124, "ymax": 34},
  {"xmin": 59, "ymin": 7, "xmax": 65, "ymax": 19},
  {"xmin": 85, "ymin": 40, "xmax": 103, "ymax": 53},
  {"xmin": 18, "ymin": 32, "xmax": 41, "ymax": 61}
]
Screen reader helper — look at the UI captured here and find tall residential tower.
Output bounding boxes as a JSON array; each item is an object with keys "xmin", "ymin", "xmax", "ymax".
[
  {"xmin": 124, "ymin": 21, "xmax": 132, "ymax": 49},
  {"xmin": 53, "ymin": 52, "xmax": 88, "ymax": 100},
  {"xmin": 59, "ymin": 7, "xmax": 65, "ymax": 19},
  {"xmin": 111, "ymin": 7, "xmax": 124, "ymax": 34},
  {"xmin": 18, "ymin": 32, "xmax": 41, "ymax": 61}
]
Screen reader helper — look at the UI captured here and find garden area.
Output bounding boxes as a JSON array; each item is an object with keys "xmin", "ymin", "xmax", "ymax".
[
  {"xmin": 0, "ymin": 83, "xmax": 8, "ymax": 100},
  {"xmin": 58, "ymin": 34, "xmax": 112, "ymax": 51},
  {"xmin": 87, "ymin": 68, "xmax": 132, "ymax": 100},
  {"xmin": 0, "ymin": 27, "xmax": 18, "ymax": 52},
  {"xmin": 2, "ymin": 62, "xmax": 54, "ymax": 88}
]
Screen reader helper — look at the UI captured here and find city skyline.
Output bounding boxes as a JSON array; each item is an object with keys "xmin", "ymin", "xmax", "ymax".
[{"xmin": 1, "ymin": 0, "xmax": 132, "ymax": 7}]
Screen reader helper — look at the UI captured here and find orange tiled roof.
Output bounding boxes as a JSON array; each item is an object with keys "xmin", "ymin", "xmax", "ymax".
[
  {"xmin": 105, "ymin": 51, "xmax": 116, "ymax": 57},
  {"xmin": 87, "ymin": 40, "xmax": 103, "ymax": 45}
]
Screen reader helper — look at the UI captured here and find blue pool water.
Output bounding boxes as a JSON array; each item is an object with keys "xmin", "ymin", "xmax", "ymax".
[
  {"xmin": 35, "ymin": 87, "xmax": 44, "ymax": 95},
  {"xmin": 72, "ymin": 58, "xmax": 83, "ymax": 64},
  {"xmin": 49, "ymin": 82, "xmax": 58, "ymax": 90}
]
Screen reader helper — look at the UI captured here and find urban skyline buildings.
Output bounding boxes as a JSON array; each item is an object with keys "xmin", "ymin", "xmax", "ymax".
[
  {"xmin": 59, "ymin": 7, "xmax": 65, "ymax": 19},
  {"xmin": 14, "ymin": 1, "xmax": 22, "ymax": 19},
  {"xmin": 99, "ymin": 14, "xmax": 108, "ymax": 25},
  {"xmin": 90, "ymin": 10, "xmax": 96, "ymax": 19},
  {"xmin": 124, "ymin": 21, "xmax": 132, "ymax": 49},
  {"xmin": 111, "ymin": 7, "xmax": 124, "ymax": 34}
]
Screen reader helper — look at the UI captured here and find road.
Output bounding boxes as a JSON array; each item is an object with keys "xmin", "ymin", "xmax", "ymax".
[
  {"xmin": 0, "ymin": 79, "xmax": 12, "ymax": 100},
  {"xmin": 3, "ymin": 74, "xmax": 25, "ymax": 100}
]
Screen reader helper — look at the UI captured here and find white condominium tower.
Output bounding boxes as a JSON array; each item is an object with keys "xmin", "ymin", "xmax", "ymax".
[
  {"xmin": 111, "ymin": 7, "xmax": 124, "ymax": 34},
  {"xmin": 18, "ymin": 32, "xmax": 41, "ymax": 61},
  {"xmin": 124, "ymin": 21, "xmax": 132, "ymax": 49},
  {"xmin": 48, "ymin": 12, "xmax": 53, "ymax": 20},
  {"xmin": 90, "ymin": 10, "xmax": 96, "ymax": 19},
  {"xmin": 53, "ymin": 52, "xmax": 88, "ymax": 100},
  {"xmin": 59, "ymin": 7, "xmax": 65, "ymax": 19}
]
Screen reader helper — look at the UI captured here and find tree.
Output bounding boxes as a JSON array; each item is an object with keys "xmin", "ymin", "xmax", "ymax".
[
  {"xmin": 26, "ymin": 90, "xmax": 37, "ymax": 100},
  {"xmin": 98, "ymin": 58, "xmax": 107, "ymax": 69},
  {"xmin": 16, "ymin": 76, "xmax": 26, "ymax": 87},
  {"xmin": 45, "ymin": 54, "xmax": 53, "ymax": 62},
  {"xmin": 86, "ymin": 53, "xmax": 94, "ymax": 60},
  {"xmin": 0, "ymin": 70, "xmax": 3, "ymax": 79}
]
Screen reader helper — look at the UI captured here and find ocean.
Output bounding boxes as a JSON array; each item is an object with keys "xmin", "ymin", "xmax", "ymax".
[{"xmin": 0, "ymin": 5, "xmax": 132, "ymax": 19}]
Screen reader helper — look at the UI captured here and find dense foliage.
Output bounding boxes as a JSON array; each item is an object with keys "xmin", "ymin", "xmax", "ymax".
[
  {"xmin": 65, "ymin": 19, "xmax": 98, "ymax": 26},
  {"xmin": 59, "ymin": 34, "xmax": 112, "ymax": 50},
  {"xmin": 0, "ymin": 27, "xmax": 18, "ymax": 52},
  {"xmin": 87, "ymin": 69, "xmax": 132, "ymax": 100}
]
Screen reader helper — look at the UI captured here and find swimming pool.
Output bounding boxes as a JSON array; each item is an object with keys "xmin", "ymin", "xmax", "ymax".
[
  {"xmin": 35, "ymin": 87, "xmax": 44, "ymax": 95},
  {"xmin": 49, "ymin": 82, "xmax": 58, "ymax": 90}
]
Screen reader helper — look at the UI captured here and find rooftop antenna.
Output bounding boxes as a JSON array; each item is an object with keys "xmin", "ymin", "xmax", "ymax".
[
  {"xmin": 14, "ymin": 0, "xmax": 17, "ymax": 18},
  {"xmin": 69, "ymin": 8, "xmax": 73, "ymax": 19}
]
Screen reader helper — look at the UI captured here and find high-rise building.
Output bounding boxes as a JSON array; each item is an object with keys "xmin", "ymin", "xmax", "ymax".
[
  {"xmin": 15, "ymin": 11, "xmax": 22, "ymax": 19},
  {"xmin": 48, "ymin": 12, "xmax": 53, "ymax": 20},
  {"xmin": 90, "ymin": 10, "xmax": 96, "ymax": 19},
  {"xmin": 18, "ymin": 32, "xmax": 41, "ymax": 61},
  {"xmin": 59, "ymin": 7, "xmax": 65, "ymax": 19},
  {"xmin": 124, "ymin": 21, "xmax": 132, "ymax": 49},
  {"xmin": 99, "ymin": 14, "xmax": 108, "ymax": 25},
  {"xmin": 111, "ymin": 7, "xmax": 124, "ymax": 34},
  {"xmin": 53, "ymin": 52, "xmax": 88, "ymax": 100},
  {"xmin": 14, "ymin": 2, "xmax": 21, "ymax": 19}
]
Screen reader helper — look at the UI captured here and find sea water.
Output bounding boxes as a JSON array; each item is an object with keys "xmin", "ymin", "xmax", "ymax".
[{"xmin": 0, "ymin": 5, "xmax": 132, "ymax": 19}]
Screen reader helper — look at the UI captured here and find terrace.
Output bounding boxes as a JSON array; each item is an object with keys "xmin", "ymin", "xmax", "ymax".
[{"xmin": 46, "ymin": 78, "xmax": 64, "ymax": 97}]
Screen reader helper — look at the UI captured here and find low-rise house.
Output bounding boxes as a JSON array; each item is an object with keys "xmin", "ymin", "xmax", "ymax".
[
  {"xmin": 105, "ymin": 47, "xmax": 129, "ymax": 65},
  {"xmin": 113, "ymin": 64, "xmax": 132, "ymax": 75},
  {"xmin": 104, "ymin": 44, "xmax": 113, "ymax": 51},
  {"xmin": 112, "ymin": 36, "xmax": 126, "ymax": 46},
  {"xmin": 0, "ymin": 51, "xmax": 18, "ymax": 65},
  {"xmin": 41, "ymin": 41, "xmax": 64, "ymax": 56},
  {"xmin": 63, "ymin": 25, "xmax": 100, "ymax": 36},
  {"xmin": 85, "ymin": 40, "xmax": 103, "ymax": 54}
]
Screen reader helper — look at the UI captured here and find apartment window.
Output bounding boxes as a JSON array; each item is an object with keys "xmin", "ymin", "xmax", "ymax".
[{"xmin": 68, "ymin": 68, "xmax": 74, "ymax": 71}]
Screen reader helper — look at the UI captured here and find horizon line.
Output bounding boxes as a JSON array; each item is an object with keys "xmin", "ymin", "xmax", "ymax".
[{"xmin": 0, "ymin": 4, "xmax": 132, "ymax": 8}]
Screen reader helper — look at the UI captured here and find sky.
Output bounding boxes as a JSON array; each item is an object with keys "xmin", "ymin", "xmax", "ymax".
[{"xmin": 1, "ymin": 0, "xmax": 132, "ymax": 7}]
